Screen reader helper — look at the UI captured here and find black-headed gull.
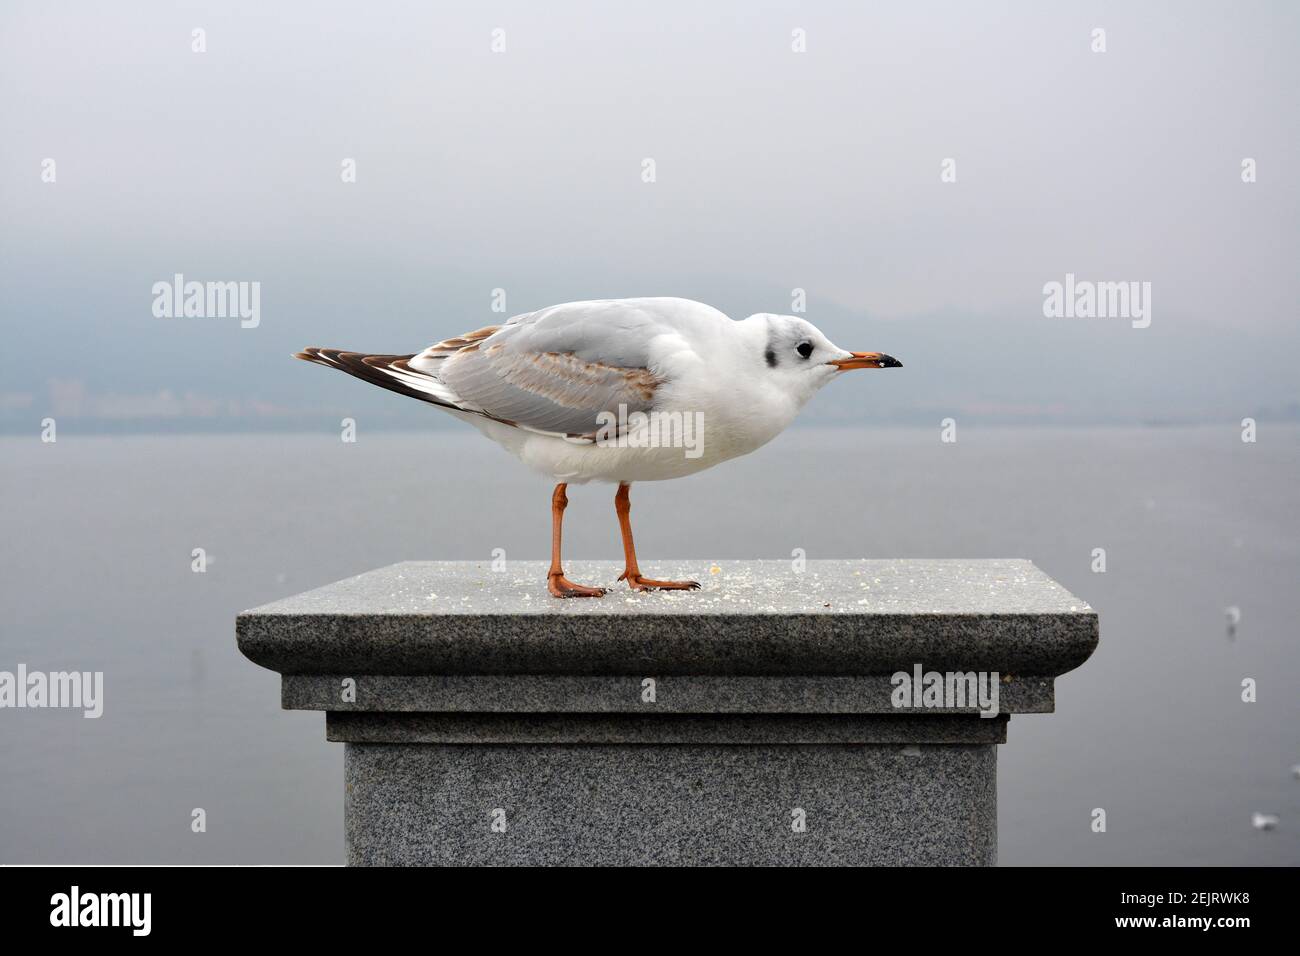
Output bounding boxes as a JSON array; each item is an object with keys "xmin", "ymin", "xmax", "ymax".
[{"xmin": 296, "ymin": 297, "xmax": 900, "ymax": 597}]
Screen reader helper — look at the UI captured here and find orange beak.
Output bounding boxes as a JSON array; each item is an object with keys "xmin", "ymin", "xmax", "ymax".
[{"xmin": 827, "ymin": 351, "xmax": 903, "ymax": 370}]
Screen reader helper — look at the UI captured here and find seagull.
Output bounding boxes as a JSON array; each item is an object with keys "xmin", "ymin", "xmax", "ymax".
[
  {"xmin": 1251, "ymin": 812, "xmax": 1279, "ymax": 831},
  {"xmin": 1225, "ymin": 605, "xmax": 1241, "ymax": 640},
  {"xmin": 295, "ymin": 297, "xmax": 900, "ymax": 597}
]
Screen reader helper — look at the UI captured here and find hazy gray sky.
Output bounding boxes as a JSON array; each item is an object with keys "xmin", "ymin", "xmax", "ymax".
[{"xmin": 2, "ymin": 0, "xmax": 1297, "ymax": 429}]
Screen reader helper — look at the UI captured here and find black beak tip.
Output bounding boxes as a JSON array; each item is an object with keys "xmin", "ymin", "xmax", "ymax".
[{"xmin": 881, "ymin": 355, "xmax": 903, "ymax": 368}]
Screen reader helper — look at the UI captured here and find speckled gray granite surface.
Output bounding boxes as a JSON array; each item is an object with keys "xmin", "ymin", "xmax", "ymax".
[
  {"xmin": 284, "ymin": 673, "xmax": 1053, "ymax": 713},
  {"xmin": 238, "ymin": 559, "xmax": 1097, "ymax": 676},
  {"xmin": 238, "ymin": 559, "xmax": 1095, "ymax": 866},
  {"xmin": 345, "ymin": 742, "xmax": 997, "ymax": 866},
  {"xmin": 328, "ymin": 712, "xmax": 1010, "ymax": 744}
]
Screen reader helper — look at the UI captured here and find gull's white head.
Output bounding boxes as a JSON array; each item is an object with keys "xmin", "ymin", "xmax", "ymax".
[{"xmin": 744, "ymin": 313, "xmax": 902, "ymax": 407}]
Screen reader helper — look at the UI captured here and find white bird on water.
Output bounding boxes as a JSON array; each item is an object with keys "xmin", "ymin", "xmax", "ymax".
[
  {"xmin": 1251, "ymin": 812, "xmax": 1279, "ymax": 831},
  {"xmin": 296, "ymin": 297, "xmax": 901, "ymax": 598}
]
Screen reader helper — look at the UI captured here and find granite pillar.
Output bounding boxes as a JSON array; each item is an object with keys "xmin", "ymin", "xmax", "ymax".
[{"xmin": 236, "ymin": 559, "xmax": 1097, "ymax": 866}]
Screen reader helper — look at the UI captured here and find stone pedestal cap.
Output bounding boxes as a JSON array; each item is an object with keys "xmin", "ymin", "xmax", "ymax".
[{"xmin": 237, "ymin": 559, "xmax": 1097, "ymax": 720}]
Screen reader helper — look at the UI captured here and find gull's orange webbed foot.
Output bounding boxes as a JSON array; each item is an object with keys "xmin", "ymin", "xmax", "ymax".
[
  {"xmin": 548, "ymin": 572, "xmax": 606, "ymax": 599},
  {"xmin": 618, "ymin": 571, "xmax": 701, "ymax": 592},
  {"xmin": 612, "ymin": 485, "xmax": 700, "ymax": 592}
]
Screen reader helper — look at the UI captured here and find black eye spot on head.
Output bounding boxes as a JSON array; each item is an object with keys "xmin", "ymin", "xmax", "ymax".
[
  {"xmin": 796, "ymin": 341, "xmax": 814, "ymax": 359},
  {"xmin": 765, "ymin": 348, "xmax": 777, "ymax": 368}
]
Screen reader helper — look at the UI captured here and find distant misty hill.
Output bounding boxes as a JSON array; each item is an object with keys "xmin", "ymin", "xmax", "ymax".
[{"xmin": 2, "ymin": 275, "xmax": 1296, "ymax": 434}]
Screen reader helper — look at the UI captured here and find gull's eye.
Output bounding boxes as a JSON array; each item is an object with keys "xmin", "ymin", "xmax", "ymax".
[{"xmin": 795, "ymin": 341, "xmax": 814, "ymax": 359}]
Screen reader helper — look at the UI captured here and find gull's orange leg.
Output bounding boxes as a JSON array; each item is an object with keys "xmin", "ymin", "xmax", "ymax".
[
  {"xmin": 614, "ymin": 483, "xmax": 700, "ymax": 592},
  {"xmin": 547, "ymin": 483, "xmax": 605, "ymax": 598}
]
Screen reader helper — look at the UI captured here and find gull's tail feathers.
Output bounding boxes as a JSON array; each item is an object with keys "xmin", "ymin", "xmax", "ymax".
[{"xmin": 292, "ymin": 348, "xmax": 464, "ymax": 411}]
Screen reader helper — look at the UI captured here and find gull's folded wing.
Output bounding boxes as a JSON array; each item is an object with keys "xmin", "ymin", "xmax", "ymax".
[
  {"xmin": 409, "ymin": 300, "xmax": 686, "ymax": 437},
  {"xmin": 296, "ymin": 298, "xmax": 715, "ymax": 438}
]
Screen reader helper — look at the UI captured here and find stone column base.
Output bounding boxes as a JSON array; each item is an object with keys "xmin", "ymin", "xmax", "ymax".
[{"xmin": 345, "ymin": 742, "xmax": 997, "ymax": 866}]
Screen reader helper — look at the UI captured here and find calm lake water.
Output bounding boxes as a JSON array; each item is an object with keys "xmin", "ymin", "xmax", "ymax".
[{"xmin": 1, "ymin": 425, "xmax": 1297, "ymax": 865}]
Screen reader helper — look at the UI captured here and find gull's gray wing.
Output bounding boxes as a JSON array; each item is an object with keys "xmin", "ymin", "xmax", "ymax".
[
  {"xmin": 295, "ymin": 298, "xmax": 726, "ymax": 438},
  {"xmin": 407, "ymin": 299, "xmax": 688, "ymax": 436}
]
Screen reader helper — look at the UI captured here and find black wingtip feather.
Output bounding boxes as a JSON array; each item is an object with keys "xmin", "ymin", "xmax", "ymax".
[{"xmin": 293, "ymin": 347, "xmax": 462, "ymax": 412}]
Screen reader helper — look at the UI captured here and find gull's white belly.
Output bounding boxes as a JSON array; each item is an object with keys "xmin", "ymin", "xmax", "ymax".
[{"xmin": 456, "ymin": 403, "xmax": 787, "ymax": 484}]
